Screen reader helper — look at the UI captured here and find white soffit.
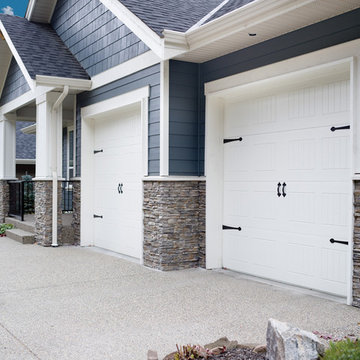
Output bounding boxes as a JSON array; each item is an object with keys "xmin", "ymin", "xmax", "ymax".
[
  {"xmin": 173, "ymin": 0, "xmax": 360, "ymax": 63},
  {"xmin": 0, "ymin": 39, "xmax": 12, "ymax": 99},
  {"xmin": 26, "ymin": 0, "xmax": 58, "ymax": 23}
]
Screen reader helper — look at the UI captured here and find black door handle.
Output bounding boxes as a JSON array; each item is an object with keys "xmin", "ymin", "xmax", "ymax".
[
  {"xmin": 277, "ymin": 183, "xmax": 281, "ymax": 197},
  {"xmin": 222, "ymin": 225, "xmax": 241, "ymax": 231},
  {"xmin": 330, "ymin": 238, "xmax": 348, "ymax": 245},
  {"xmin": 282, "ymin": 182, "xmax": 287, "ymax": 197}
]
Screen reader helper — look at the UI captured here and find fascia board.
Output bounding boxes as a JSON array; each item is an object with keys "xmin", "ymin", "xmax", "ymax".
[
  {"xmin": 36, "ymin": 75, "xmax": 92, "ymax": 91},
  {"xmin": 20, "ymin": 124, "xmax": 36, "ymax": 135},
  {"xmin": 184, "ymin": 0, "xmax": 317, "ymax": 51},
  {"xmin": 99, "ymin": 0, "xmax": 164, "ymax": 59},
  {"xmin": 25, "ymin": 0, "xmax": 36, "ymax": 20},
  {"xmin": 0, "ymin": 21, "xmax": 35, "ymax": 92},
  {"xmin": 0, "ymin": 42, "xmax": 12, "ymax": 99}
]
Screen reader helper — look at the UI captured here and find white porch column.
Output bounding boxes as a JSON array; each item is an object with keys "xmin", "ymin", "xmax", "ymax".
[
  {"xmin": 0, "ymin": 113, "xmax": 16, "ymax": 222},
  {"xmin": 35, "ymin": 92, "xmax": 63, "ymax": 180},
  {"xmin": 0, "ymin": 113, "xmax": 16, "ymax": 180},
  {"xmin": 34, "ymin": 92, "xmax": 63, "ymax": 246}
]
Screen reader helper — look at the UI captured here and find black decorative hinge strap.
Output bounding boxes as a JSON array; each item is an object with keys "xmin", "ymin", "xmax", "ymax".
[
  {"xmin": 93, "ymin": 214, "xmax": 103, "ymax": 219},
  {"xmin": 94, "ymin": 149, "xmax": 103, "ymax": 154},
  {"xmin": 330, "ymin": 238, "xmax": 348, "ymax": 245},
  {"xmin": 224, "ymin": 137, "xmax": 243, "ymax": 144},
  {"xmin": 222, "ymin": 225, "xmax": 241, "ymax": 231},
  {"xmin": 330, "ymin": 125, "xmax": 350, "ymax": 132}
]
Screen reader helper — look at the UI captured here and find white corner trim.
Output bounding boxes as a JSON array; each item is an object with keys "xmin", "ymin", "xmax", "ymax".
[
  {"xmin": 141, "ymin": 96, "xmax": 149, "ymax": 177},
  {"xmin": 0, "ymin": 90, "xmax": 35, "ymax": 115},
  {"xmin": 160, "ymin": 61, "xmax": 169, "ymax": 176},
  {"xmin": 0, "ymin": 21, "xmax": 35, "ymax": 92},
  {"xmin": 81, "ymin": 86, "xmax": 150, "ymax": 119},
  {"xmin": 91, "ymin": 51, "xmax": 160, "ymax": 90},
  {"xmin": 36, "ymin": 75, "xmax": 92, "ymax": 91},
  {"xmin": 205, "ymin": 39, "xmax": 360, "ymax": 96},
  {"xmin": 99, "ymin": 0, "xmax": 164, "ymax": 59},
  {"xmin": 21, "ymin": 123, "xmax": 36, "ymax": 134},
  {"xmin": 188, "ymin": 0, "xmax": 230, "ymax": 31}
]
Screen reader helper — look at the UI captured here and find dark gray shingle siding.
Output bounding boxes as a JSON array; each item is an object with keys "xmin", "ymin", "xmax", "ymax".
[
  {"xmin": 0, "ymin": 58, "xmax": 30, "ymax": 106},
  {"xmin": 118, "ymin": 0, "xmax": 223, "ymax": 35},
  {"xmin": 16, "ymin": 121, "xmax": 36, "ymax": 160},
  {"xmin": 76, "ymin": 64, "xmax": 160, "ymax": 176},
  {"xmin": 0, "ymin": 14, "xmax": 89, "ymax": 80},
  {"xmin": 51, "ymin": 0, "xmax": 149, "ymax": 77}
]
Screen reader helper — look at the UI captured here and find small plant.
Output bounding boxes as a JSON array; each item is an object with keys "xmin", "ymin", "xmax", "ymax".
[
  {"xmin": 321, "ymin": 339, "xmax": 360, "ymax": 360},
  {"xmin": 174, "ymin": 344, "xmax": 226, "ymax": 360},
  {"xmin": 0, "ymin": 223, "xmax": 14, "ymax": 237}
]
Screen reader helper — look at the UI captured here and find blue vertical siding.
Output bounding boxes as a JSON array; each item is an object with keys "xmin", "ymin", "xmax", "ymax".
[
  {"xmin": 76, "ymin": 64, "xmax": 160, "ymax": 176},
  {"xmin": 169, "ymin": 61, "xmax": 201, "ymax": 176},
  {"xmin": 0, "ymin": 58, "xmax": 30, "ymax": 106},
  {"xmin": 51, "ymin": 0, "xmax": 149, "ymax": 77},
  {"xmin": 168, "ymin": 8, "xmax": 360, "ymax": 176}
]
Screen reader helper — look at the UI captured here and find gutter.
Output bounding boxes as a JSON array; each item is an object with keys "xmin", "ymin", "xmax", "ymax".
[{"xmin": 50, "ymin": 85, "xmax": 69, "ymax": 248}]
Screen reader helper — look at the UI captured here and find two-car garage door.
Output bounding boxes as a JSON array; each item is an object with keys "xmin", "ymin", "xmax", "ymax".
[{"xmin": 222, "ymin": 77, "xmax": 351, "ymax": 296}]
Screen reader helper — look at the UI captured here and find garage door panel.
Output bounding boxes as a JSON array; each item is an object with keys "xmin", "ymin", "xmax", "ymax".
[{"xmin": 223, "ymin": 76, "xmax": 350, "ymax": 296}]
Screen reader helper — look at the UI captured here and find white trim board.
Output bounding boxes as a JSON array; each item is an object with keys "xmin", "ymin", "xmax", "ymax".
[
  {"xmin": 159, "ymin": 60, "xmax": 169, "ymax": 176},
  {"xmin": 0, "ymin": 21, "xmax": 35, "ymax": 92},
  {"xmin": 91, "ymin": 51, "xmax": 160, "ymax": 90},
  {"xmin": 80, "ymin": 86, "xmax": 150, "ymax": 250},
  {"xmin": 204, "ymin": 48, "xmax": 357, "ymax": 306},
  {"xmin": 0, "ymin": 91, "xmax": 35, "ymax": 115},
  {"xmin": 99, "ymin": 0, "xmax": 163, "ymax": 58}
]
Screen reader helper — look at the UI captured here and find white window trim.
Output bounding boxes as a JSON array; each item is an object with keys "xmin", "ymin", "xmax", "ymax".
[
  {"xmin": 80, "ymin": 86, "xmax": 149, "ymax": 253},
  {"xmin": 205, "ymin": 41, "xmax": 360, "ymax": 306}
]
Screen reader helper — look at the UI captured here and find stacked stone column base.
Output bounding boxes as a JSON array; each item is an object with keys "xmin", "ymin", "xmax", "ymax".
[
  {"xmin": 143, "ymin": 180, "xmax": 205, "ymax": 271},
  {"xmin": 0, "ymin": 180, "xmax": 9, "ymax": 223},
  {"xmin": 34, "ymin": 180, "xmax": 62, "ymax": 246},
  {"xmin": 71, "ymin": 180, "xmax": 81, "ymax": 246}
]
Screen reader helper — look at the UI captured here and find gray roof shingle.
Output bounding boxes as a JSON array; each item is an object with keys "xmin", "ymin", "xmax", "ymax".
[
  {"xmin": 0, "ymin": 14, "xmax": 89, "ymax": 80},
  {"xmin": 118, "ymin": 0, "xmax": 224, "ymax": 35},
  {"xmin": 205, "ymin": 0, "xmax": 256, "ymax": 23},
  {"xmin": 16, "ymin": 121, "xmax": 36, "ymax": 160}
]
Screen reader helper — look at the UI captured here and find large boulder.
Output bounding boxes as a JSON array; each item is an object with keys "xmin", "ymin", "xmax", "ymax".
[{"xmin": 266, "ymin": 319, "xmax": 325, "ymax": 360}]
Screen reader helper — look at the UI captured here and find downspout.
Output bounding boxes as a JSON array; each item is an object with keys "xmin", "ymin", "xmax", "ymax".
[{"xmin": 51, "ymin": 85, "xmax": 69, "ymax": 247}]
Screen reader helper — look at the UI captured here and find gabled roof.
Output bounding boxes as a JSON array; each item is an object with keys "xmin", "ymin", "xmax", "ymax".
[
  {"xmin": 0, "ymin": 14, "xmax": 89, "ymax": 80},
  {"xmin": 117, "ymin": 0, "xmax": 225, "ymax": 35},
  {"xmin": 205, "ymin": 0, "xmax": 256, "ymax": 23}
]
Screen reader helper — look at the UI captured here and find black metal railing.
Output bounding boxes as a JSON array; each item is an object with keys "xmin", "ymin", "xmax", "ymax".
[
  {"xmin": 61, "ymin": 181, "xmax": 73, "ymax": 213},
  {"xmin": 8, "ymin": 180, "xmax": 34, "ymax": 221}
]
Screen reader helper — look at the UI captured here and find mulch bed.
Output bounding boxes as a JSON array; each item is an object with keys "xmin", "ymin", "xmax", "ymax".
[{"xmin": 209, "ymin": 348, "xmax": 266, "ymax": 360}]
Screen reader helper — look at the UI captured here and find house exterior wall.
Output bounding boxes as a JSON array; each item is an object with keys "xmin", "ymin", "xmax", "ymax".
[
  {"xmin": 0, "ymin": 58, "xmax": 30, "ymax": 106},
  {"xmin": 169, "ymin": 61, "xmax": 201, "ymax": 176},
  {"xmin": 51, "ymin": 0, "xmax": 149, "ymax": 77},
  {"xmin": 167, "ymin": 8, "xmax": 360, "ymax": 177},
  {"xmin": 76, "ymin": 64, "xmax": 161, "ymax": 176}
]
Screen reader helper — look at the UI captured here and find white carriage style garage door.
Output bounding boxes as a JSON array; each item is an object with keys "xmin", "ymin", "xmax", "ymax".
[
  {"xmin": 92, "ymin": 105, "xmax": 142, "ymax": 259},
  {"xmin": 222, "ymin": 74, "xmax": 351, "ymax": 296}
]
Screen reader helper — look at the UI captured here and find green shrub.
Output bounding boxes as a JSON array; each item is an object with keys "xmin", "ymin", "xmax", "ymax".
[
  {"xmin": 321, "ymin": 339, "xmax": 360, "ymax": 360},
  {"xmin": 0, "ymin": 223, "xmax": 14, "ymax": 236}
]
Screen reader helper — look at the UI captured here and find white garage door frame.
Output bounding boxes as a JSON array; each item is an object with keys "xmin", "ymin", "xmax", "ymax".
[
  {"xmin": 205, "ymin": 39, "xmax": 360, "ymax": 305},
  {"xmin": 80, "ymin": 86, "xmax": 149, "ymax": 264}
]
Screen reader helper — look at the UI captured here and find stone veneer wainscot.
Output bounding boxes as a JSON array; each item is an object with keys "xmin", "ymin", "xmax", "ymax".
[
  {"xmin": 353, "ymin": 181, "xmax": 360, "ymax": 307},
  {"xmin": 0, "ymin": 180, "xmax": 9, "ymax": 222},
  {"xmin": 143, "ymin": 180, "xmax": 205, "ymax": 271}
]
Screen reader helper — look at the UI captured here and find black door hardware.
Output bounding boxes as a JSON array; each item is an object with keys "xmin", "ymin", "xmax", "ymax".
[
  {"xmin": 93, "ymin": 214, "xmax": 103, "ymax": 219},
  {"xmin": 223, "ymin": 137, "xmax": 243, "ymax": 144},
  {"xmin": 118, "ymin": 183, "xmax": 124, "ymax": 194},
  {"xmin": 282, "ymin": 182, "xmax": 287, "ymax": 197},
  {"xmin": 94, "ymin": 149, "xmax": 103, "ymax": 154},
  {"xmin": 330, "ymin": 238, "xmax": 348, "ymax": 245},
  {"xmin": 277, "ymin": 183, "xmax": 281, "ymax": 197},
  {"xmin": 222, "ymin": 225, "xmax": 241, "ymax": 231},
  {"xmin": 330, "ymin": 125, "xmax": 350, "ymax": 132}
]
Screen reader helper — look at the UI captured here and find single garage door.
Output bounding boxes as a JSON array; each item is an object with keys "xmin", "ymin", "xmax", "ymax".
[
  {"xmin": 93, "ymin": 105, "xmax": 142, "ymax": 259},
  {"xmin": 223, "ymin": 77, "xmax": 351, "ymax": 296}
]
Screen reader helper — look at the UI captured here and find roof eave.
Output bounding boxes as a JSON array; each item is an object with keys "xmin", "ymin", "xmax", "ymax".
[{"xmin": 36, "ymin": 75, "xmax": 92, "ymax": 92}]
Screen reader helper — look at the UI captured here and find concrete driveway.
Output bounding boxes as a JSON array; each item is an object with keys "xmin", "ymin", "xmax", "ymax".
[{"xmin": 1, "ymin": 236, "xmax": 360, "ymax": 360}]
